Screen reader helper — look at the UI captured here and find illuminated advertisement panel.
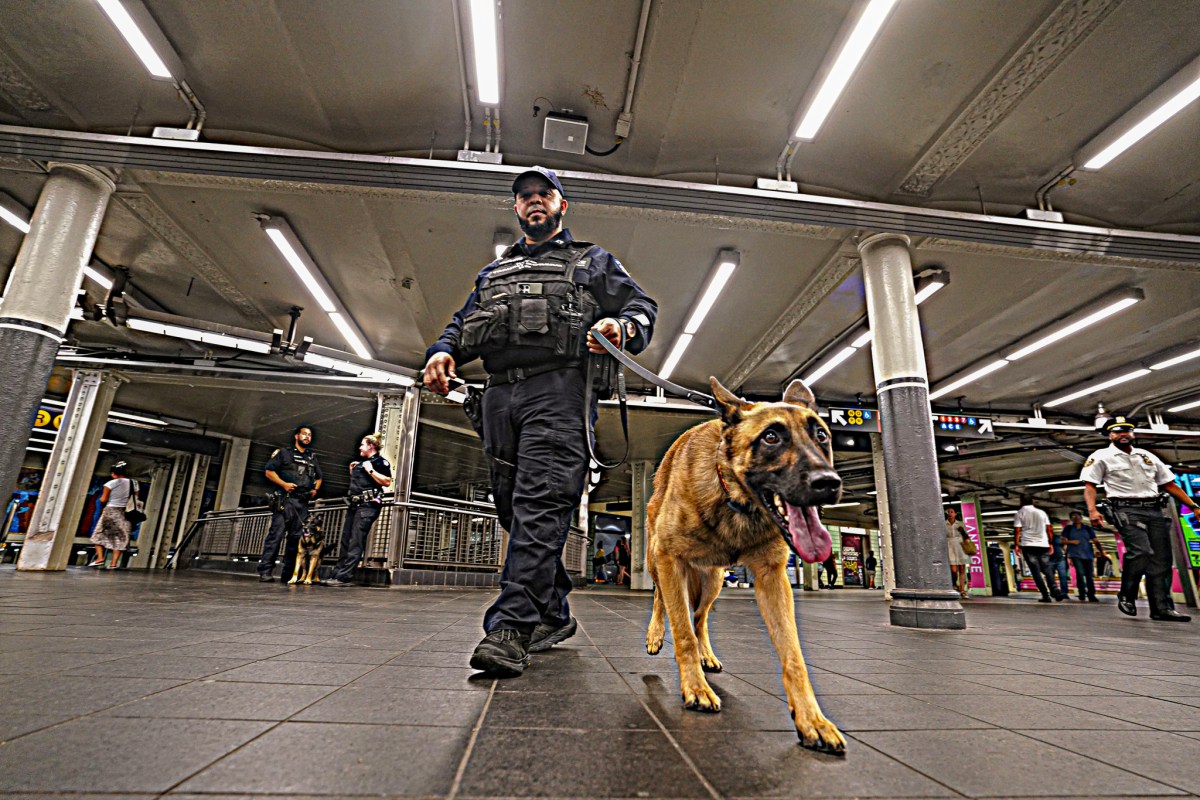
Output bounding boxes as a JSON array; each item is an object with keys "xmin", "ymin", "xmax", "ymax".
[
  {"xmin": 959, "ymin": 500, "xmax": 988, "ymax": 590},
  {"xmin": 1175, "ymin": 472, "xmax": 1200, "ymax": 569}
]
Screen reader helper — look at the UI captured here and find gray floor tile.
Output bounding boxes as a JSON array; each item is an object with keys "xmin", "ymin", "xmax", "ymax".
[
  {"xmin": 99, "ymin": 679, "xmax": 336, "ymax": 720},
  {"xmin": 855, "ymin": 729, "xmax": 1185, "ymax": 798},
  {"xmin": 675, "ymin": 730, "xmax": 955, "ymax": 797},
  {"xmin": 177, "ymin": 721, "xmax": 469, "ymax": 796},
  {"xmin": 1077, "ymin": 697, "xmax": 1200, "ymax": 731},
  {"xmin": 350, "ymin": 664, "xmax": 492, "ymax": 690},
  {"xmin": 1021, "ymin": 730, "xmax": 1200, "ymax": 794},
  {"xmin": 817, "ymin": 694, "xmax": 996, "ymax": 732},
  {"xmin": 910, "ymin": 694, "xmax": 1149, "ymax": 730},
  {"xmin": 269, "ymin": 645, "xmax": 405, "ymax": 664},
  {"xmin": 2, "ymin": 675, "xmax": 186, "ymax": 718},
  {"xmin": 484, "ymin": 690, "xmax": 657, "ymax": 730},
  {"xmin": 0, "ymin": 717, "xmax": 271, "ymax": 793},
  {"xmin": 61, "ymin": 654, "xmax": 255, "ymax": 680},
  {"xmin": 163, "ymin": 641, "xmax": 303, "ymax": 659},
  {"xmin": 857, "ymin": 672, "xmax": 1013, "ymax": 694},
  {"xmin": 295, "ymin": 685, "xmax": 487, "ymax": 727},
  {"xmin": 210, "ymin": 659, "xmax": 376, "ymax": 685},
  {"xmin": 458, "ymin": 728, "xmax": 711, "ymax": 797}
]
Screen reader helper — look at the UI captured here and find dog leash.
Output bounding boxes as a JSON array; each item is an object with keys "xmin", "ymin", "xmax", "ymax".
[{"xmin": 591, "ymin": 333, "xmax": 718, "ymax": 411}]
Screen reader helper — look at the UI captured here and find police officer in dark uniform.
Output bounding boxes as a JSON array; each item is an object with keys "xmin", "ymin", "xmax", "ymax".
[
  {"xmin": 423, "ymin": 166, "xmax": 657, "ymax": 676},
  {"xmin": 326, "ymin": 432, "xmax": 392, "ymax": 587},
  {"xmin": 1082, "ymin": 416, "xmax": 1192, "ymax": 621},
  {"xmin": 257, "ymin": 425, "xmax": 324, "ymax": 582}
]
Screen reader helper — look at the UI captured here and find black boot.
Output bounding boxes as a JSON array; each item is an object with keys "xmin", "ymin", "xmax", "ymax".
[{"xmin": 469, "ymin": 629, "xmax": 531, "ymax": 677}]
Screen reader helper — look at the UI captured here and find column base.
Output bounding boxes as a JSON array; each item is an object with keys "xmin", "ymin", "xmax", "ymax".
[{"xmin": 889, "ymin": 588, "xmax": 966, "ymax": 629}]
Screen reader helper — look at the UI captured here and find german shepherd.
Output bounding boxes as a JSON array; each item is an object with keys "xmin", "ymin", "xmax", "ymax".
[
  {"xmin": 288, "ymin": 520, "xmax": 325, "ymax": 585},
  {"xmin": 646, "ymin": 377, "xmax": 845, "ymax": 755}
]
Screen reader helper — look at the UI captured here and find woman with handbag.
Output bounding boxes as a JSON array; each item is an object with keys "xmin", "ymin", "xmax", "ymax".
[
  {"xmin": 946, "ymin": 506, "xmax": 972, "ymax": 599},
  {"xmin": 87, "ymin": 461, "xmax": 135, "ymax": 570}
]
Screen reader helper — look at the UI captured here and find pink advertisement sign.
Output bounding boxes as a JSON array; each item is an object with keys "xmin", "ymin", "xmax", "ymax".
[{"xmin": 959, "ymin": 500, "xmax": 987, "ymax": 590}]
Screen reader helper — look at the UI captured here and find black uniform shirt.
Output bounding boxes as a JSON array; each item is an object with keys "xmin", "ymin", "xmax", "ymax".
[
  {"xmin": 425, "ymin": 228, "xmax": 657, "ymax": 368},
  {"xmin": 348, "ymin": 453, "xmax": 392, "ymax": 494},
  {"xmin": 265, "ymin": 446, "xmax": 323, "ymax": 492}
]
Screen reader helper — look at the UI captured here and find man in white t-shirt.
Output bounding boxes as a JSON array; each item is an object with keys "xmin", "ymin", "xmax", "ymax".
[
  {"xmin": 1082, "ymin": 416, "xmax": 1192, "ymax": 622},
  {"xmin": 1013, "ymin": 494, "xmax": 1061, "ymax": 603}
]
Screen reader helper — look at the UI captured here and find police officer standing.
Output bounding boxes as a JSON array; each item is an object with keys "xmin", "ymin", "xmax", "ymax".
[
  {"xmin": 257, "ymin": 425, "xmax": 323, "ymax": 583},
  {"xmin": 423, "ymin": 166, "xmax": 657, "ymax": 676},
  {"xmin": 1082, "ymin": 416, "xmax": 1192, "ymax": 621},
  {"xmin": 326, "ymin": 432, "xmax": 392, "ymax": 587}
]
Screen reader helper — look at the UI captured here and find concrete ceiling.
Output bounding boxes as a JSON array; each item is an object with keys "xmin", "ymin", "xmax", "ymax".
[{"xmin": 1, "ymin": 0, "xmax": 1198, "ymax": 511}]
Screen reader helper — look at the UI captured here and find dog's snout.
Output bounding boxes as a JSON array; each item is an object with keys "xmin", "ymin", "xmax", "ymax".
[{"xmin": 808, "ymin": 471, "xmax": 841, "ymax": 502}]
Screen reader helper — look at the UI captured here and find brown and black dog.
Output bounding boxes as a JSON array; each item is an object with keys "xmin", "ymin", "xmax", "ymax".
[
  {"xmin": 646, "ymin": 376, "xmax": 845, "ymax": 755},
  {"xmin": 288, "ymin": 521, "xmax": 325, "ymax": 585}
]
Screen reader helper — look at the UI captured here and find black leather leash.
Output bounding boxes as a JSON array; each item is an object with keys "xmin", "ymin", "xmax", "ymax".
[{"xmin": 591, "ymin": 333, "xmax": 718, "ymax": 412}]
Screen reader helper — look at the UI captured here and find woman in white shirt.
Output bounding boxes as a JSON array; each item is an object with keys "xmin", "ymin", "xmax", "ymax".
[
  {"xmin": 946, "ymin": 507, "xmax": 969, "ymax": 599},
  {"xmin": 88, "ymin": 462, "xmax": 134, "ymax": 570}
]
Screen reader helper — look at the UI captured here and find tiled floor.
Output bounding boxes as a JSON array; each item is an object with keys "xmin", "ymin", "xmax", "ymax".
[{"xmin": 2, "ymin": 567, "xmax": 1199, "ymax": 798}]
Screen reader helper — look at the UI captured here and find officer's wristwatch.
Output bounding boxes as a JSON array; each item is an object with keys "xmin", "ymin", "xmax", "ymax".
[{"xmin": 617, "ymin": 317, "xmax": 636, "ymax": 341}]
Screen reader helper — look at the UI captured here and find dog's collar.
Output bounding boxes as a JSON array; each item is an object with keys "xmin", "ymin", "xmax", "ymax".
[{"xmin": 715, "ymin": 459, "xmax": 754, "ymax": 515}]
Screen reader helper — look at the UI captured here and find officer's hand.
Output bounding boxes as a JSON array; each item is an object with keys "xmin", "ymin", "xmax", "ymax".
[
  {"xmin": 309, "ymin": 489, "xmax": 318, "ymax": 498},
  {"xmin": 349, "ymin": 461, "xmax": 360, "ymax": 474},
  {"xmin": 282, "ymin": 482, "xmax": 297, "ymax": 493},
  {"xmin": 423, "ymin": 353, "xmax": 456, "ymax": 395},
  {"xmin": 1089, "ymin": 509, "xmax": 1105, "ymax": 528},
  {"xmin": 587, "ymin": 318, "xmax": 622, "ymax": 354}
]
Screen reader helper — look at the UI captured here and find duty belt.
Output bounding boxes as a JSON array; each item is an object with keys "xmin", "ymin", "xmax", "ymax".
[
  {"xmin": 348, "ymin": 489, "xmax": 383, "ymax": 506},
  {"xmin": 486, "ymin": 362, "xmax": 575, "ymax": 386},
  {"xmin": 1110, "ymin": 497, "xmax": 1162, "ymax": 509}
]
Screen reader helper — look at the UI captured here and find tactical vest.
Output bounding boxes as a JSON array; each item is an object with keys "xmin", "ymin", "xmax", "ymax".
[{"xmin": 457, "ymin": 243, "xmax": 602, "ymax": 372}]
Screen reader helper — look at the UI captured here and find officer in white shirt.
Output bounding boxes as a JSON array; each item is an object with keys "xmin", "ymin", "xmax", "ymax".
[
  {"xmin": 1082, "ymin": 416, "xmax": 1192, "ymax": 622},
  {"xmin": 1013, "ymin": 495, "xmax": 1061, "ymax": 602}
]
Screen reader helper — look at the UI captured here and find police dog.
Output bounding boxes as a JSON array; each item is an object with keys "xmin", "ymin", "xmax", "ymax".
[
  {"xmin": 288, "ymin": 520, "xmax": 325, "ymax": 585},
  {"xmin": 646, "ymin": 377, "xmax": 845, "ymax": 755}
]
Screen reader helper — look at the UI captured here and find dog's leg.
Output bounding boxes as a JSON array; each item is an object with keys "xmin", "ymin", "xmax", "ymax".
[
  {"xmin": 692, "ymin": 566, "xmax": 724, "ymax": 673},
  {"xmin": 646, "ymin": 554, "xmax": 667, "ymax": 655},
  {"xmin": 659, "ymin": 553, "xmax": 720, "ymax": 712},
  {"xmin": 302, "ymin": 555, "xmax": 314, "ymax": 584},
  {"xmin": 750, "ymin": 559, "xmax": 845, "ymax": 755},
  {"xmin": 287, "ymin": 553, "xmax": 302, "ymax": 584}
]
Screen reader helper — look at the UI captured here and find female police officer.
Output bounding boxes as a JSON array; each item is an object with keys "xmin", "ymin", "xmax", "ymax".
[
  {"xmin": 423, "ymin": 166, "xmax": 657, "ymax": 676},
  {"xmin": 326, "ymin": 432, "xmax": 392, "ymax": 587}
]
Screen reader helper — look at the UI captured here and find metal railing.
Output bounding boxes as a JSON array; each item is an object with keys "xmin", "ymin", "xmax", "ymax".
[{"xmin": 175, "ymin": 492, "xmax": 589, "ymax": 577}]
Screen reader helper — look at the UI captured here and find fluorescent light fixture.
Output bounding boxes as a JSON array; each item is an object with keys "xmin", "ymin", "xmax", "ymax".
[
  {"xmin": 979, "ymin": 510, "xmax": 1017, "ymax": 517},
  {"xmin": 1077, "ymin": 54, "xmax": 1200, "ymax": 170},
  {"xmin": 928, "ymin": 359, "xmax": 1008, "ymax": 401},
  {"xmin": 659, "ymin": 334, "xmax": 693, "ymax": 382},
  {"xmin": 492, "ymin": 229, "xmax": 514, "ymax": 259},
  {"xmin": 1168, "ymin": 397, "xmax": 1200, "ymax": 413},
  {"xmin": 101, "ymin": 438, "xmax": 127, "ymax": 445},
  {"xmin": 1006, "ymin": 295, "xmax": 1141, "ymax": 361},
  {"xmin": 930, "ymin": 288, "xmax": 1143, "ymax": 400},
  {"xmin": 0, "ymin": 191, "xmax": 31, "ymax": 234},
  {"xmin": 1048, "ymin": 485, "xmax": 1084, "ymax": 493},
  {"xmin": 1044, "ymin": 368, "xmax": 1151, "ymax": 408},
  {"xmin": 1150, "ymin": 347, "xmax": 1200, "ymax": 371},
  {"xmin": 794, "ymin": 0, "xmax": 897, "ymax": 140},
  {"xmin": 912, "ymin": 267, "xmax": 950, "ymax": 306},
  {"xmin": 824, "ymin": 502, "xmax": 861, "ymax": 508},
  {"xmin": 804, "ymin": 345, "xmax": 857, "ymax": 386},
  {"xmin": 127, "ymin": 317, "xmax": 272, "ymax": 354},
  {"xmin": 301, "ymin": 351, "xmax": 415, "ymax": 387},
  {"xmin": 683, "ymin": 251, "xmax": 739, "ymax": 335},
  {"xmin": 1020, "ymin": 478, "xmax": 1087, "ymax": 488},
  {"xmin": 850, "ymin": 329, "xmax": 873, "ymax": 348},
  {"xmin": 468, "ymin": 0, "xmax": 501, "ymax": 105},
  {"xmin": 912, "ymin": 281, "xmax": 944, "ymax": 305},
  {"xmin": 82, "ymin": 265, "xmax": 113, "ymax": 290},
  {"xmin": 108, "ymin": 409, "xmax": 168, "ymax": 426},
  {"xmin": 41, "ymin": 398, "xmax": 65, "ymax": 407},
  {"xmin": 95, "ymin": 0, "xmax": 175, "ymax": 80},
  {"xmin": 26, "ymin": 445, "xmax": 54, "ymax": 454},
  {"xmin": 259, "ymin": 216, "xmax": 375, "ymax": 360}
]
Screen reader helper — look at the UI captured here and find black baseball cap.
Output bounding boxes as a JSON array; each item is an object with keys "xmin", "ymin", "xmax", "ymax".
[
  {"xmin": 511, "ymin": 166, "xmax": 565, "ymax": 197},
  {"xmin": 1103, "ymin": 416, "xmax": 1136, "ymax": 433}
]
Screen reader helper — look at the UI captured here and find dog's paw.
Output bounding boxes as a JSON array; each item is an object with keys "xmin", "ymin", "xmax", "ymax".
[
  {"xmin": 646, "ymin": 637, "xmax": 663, "ymax": 655},
  {"xmin": 682, "ymin": 682, "xmax": 721, "ymax": 713},
  {"xmin": 303, "ymin": 579, "xmax": 312, "ymax": 585},
  {"xmin": 286, "ymin": 578, "xmax": 298, "ymax": 585},
  {"xmin": 700, "ymin": 655, "xmax": 723, "ymax": 673},
  {"xmin": 793, "ymin": 709, "xmax": 846, "ymax": 756}
]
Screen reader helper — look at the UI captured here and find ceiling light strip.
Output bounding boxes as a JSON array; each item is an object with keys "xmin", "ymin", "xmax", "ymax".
[
  {"xmin": 660, "ymin": 251, "xmax": 739, "ymax": 381},
  {"xmin": 95, "ymin": 0, "xmax": 175, "ymax": 80},
  {"xmin": 1044, "ymin": 369, "xmax": 1151, "ymax": 408},
  {"xmin": 468, "ymin": 0, "xmax": 501, "ymax": 105}
]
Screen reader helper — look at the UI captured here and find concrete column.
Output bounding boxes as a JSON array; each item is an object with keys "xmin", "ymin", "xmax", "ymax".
[
  {"xmin": 152, "ymin": 454, "xmax": 190, "ymax": 569},
  {"xmin": 0, "ymin": 164, "xmax": 115, "ymax": 510},
  {"xmin": 18, "ymin": 370, "xmax": 121, "ymax": 570},
  {"xmin": 379, "ymin": 387, "xmax": 420, "ymax": 570},
  {"xmin": 214, "ymin": 437, "xmax": 251, "ymax": 511},
  {"xmin": 129, "ymin": 461, "xmax": 172, "ymax": 569},
  {"xmin": 858, "ymin": 232, "xmax": 964, "ymax": 629},
  {"xmin": 870, "ymin": 434, "xmax": 896, "ymax": 599},
  {"xmin": 629, "ymin": 459, "xmax": 653, "ymax": 591}
]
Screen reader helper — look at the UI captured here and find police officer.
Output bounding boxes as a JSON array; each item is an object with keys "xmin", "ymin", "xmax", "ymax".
[
  {"xmin": 1082, "ymin": 416, "xmax": 1192, "ymax": 621},
  {"xmin": 423, "ymin": 166, "xmax": 657, "ymax": 676},
  {"xmin": 326, "ymin": 432, "xmax": 392, "ymax": 587},
  {"xmin": 257, "ymin": 425, "xmax": 323, "ymax": 583}
]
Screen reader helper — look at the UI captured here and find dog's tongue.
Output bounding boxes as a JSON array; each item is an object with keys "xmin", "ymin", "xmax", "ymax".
[{"xmin": 786, "ymin": 503, "xmax": 833, "ymax": 563}]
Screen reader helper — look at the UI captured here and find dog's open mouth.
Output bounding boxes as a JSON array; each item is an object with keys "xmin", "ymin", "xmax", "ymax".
[{"xmin": 765, "ymin": 493, "xmax": 834, "ymax": 563}]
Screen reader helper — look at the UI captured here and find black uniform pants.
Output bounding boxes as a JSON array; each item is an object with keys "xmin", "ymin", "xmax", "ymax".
[
  {"xmin": 258, "ymin": 495, "xmax": 309, "ymax": 578},
  {"xmin": 1114, "ymin": 506, "xmax": 1174, "ymax": 613},
  {"xmin": 333, "ymin": 502, "xmax": 381, "ymax": 582},
  {"xmin": 481, "ymin": 368, "xmax": 588, "ymax": 634}
]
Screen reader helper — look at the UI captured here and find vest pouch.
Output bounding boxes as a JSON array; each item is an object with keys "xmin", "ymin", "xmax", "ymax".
[
  {"xmin": 459, "ymin": 304, "xmax": 509, "ymax": 356},
  {"xmin": 515, "ymin": 296, "xmax": 550, "ymax": 335}
]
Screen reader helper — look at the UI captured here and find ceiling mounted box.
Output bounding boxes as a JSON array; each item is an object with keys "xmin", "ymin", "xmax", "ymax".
[{"xmin": 543, "ymin": 112, "xmax": 589, "ymax": 155}]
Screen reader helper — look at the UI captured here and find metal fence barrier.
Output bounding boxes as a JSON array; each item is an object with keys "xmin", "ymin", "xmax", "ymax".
[{"xmin": 175, "ymin": 491, "xmax": 588, "ymax": 577}]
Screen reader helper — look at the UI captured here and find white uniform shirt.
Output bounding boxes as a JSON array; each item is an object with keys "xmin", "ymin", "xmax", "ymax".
[
  {"xmin": 1080, "ymin": 444, "xmax": 1174, "ymax": 499},
  {"xmin": 1013, "ymin": 505, "xmax": 1051, "ymax": 547}
]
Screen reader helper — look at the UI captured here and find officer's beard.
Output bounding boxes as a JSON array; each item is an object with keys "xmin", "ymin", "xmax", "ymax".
[{"xmin": 518, "ymin": 208, "xmax": 563, "ymax": 243}]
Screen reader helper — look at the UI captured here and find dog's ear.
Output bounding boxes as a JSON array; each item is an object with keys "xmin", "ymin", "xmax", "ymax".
[
  {"xmin": 710, "ymin": 376, "xmax": 751, "ymax": 425},
  {"xmin": 782, "ymin": 379, "xmax": 816, "ymax": 410}
]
